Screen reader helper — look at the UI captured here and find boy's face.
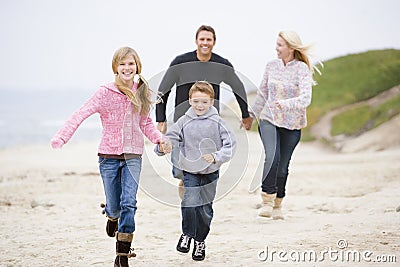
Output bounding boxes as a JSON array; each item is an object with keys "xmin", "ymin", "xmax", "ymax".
[{"xmin": 189, "ymin": 91, "xmax": 214, "ymax": 116}]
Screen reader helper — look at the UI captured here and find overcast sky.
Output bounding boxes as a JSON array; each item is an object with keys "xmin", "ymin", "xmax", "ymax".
[{"xmin": 0, "ymin": 0, "xmax": 399, "ymax": 91}]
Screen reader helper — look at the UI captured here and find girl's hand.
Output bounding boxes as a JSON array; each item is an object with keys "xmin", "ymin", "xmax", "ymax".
[
  {"xmin": 202, "ymin": 154, "xmax": 215, "ymax": 164},
  {"xmin": 51, "ymin": 137, "xmax": 65, "ymax": 149}
]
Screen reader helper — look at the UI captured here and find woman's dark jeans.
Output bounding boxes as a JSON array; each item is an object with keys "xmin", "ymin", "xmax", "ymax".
[{"xmin": 258, "ymin": 119, "xmax": 300, "ymax": 198}]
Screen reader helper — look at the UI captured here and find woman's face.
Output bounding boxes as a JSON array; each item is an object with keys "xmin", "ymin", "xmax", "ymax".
[
  {"xmin": 276, "ymin": 36, "xmax": 294, "ymax": 62},
  {"xmin": 117, "ymin": 54, "xmax": 137, "ymax": 85}
]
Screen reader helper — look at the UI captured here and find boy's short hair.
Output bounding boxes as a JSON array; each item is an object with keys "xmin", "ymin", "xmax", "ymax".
[{"xmin": 189, "ymin": 81, "xmax": 215, "ymax": 99}]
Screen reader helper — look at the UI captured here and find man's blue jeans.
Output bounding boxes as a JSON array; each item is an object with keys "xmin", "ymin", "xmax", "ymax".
[
  {"xmin": 99, "ymin": 157, "xmax": 142, "ymax": 233},
  {"xmin": 181, "ymin": 170, "xmax": 219, "ymax": 242},
  {"xmin": 258, "ymin": 120, "xmax": 300, "ymax": 198}
]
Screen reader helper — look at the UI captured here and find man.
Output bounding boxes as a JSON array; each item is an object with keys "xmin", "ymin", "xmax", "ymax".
[{"xmin": 156, "ymin": 25, "xmax": 253, "ymax": 195}]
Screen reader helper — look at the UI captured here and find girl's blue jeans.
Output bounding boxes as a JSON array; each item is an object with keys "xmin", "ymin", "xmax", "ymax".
[
  {"xmin": 258, "ymin": 119, "xmax": 300, "ymax": 198},
  {"xmin": 181, "ymin": 170, "xmax": 219, "ymax": 242},
  {"xmin": 99, "ymin": 157, "xmax": 142, "ymax": 233}
]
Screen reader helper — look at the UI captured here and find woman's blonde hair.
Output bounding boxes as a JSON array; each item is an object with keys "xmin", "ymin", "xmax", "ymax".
[
  {"xmin": 278, "ymin": 31, "xmax": 322, "ymax": 76},
  {"xmin": 112, "ymin": 47, "xmax": 152, "ymax": 115}
]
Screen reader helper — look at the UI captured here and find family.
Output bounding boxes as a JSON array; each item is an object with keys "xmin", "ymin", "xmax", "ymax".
[{"xmin": 50, "ymin": 25, "xmax": 318, "ymax": 266}]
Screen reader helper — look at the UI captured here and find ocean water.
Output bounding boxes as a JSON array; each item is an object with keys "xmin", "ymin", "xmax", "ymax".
[{"xmin": 0, "ymin": 90, "xmax": 102, "ymax": 148}]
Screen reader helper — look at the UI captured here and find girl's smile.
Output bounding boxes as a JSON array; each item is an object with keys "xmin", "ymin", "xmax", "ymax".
[{"xmin": 117, "ymin": 55, "xmax": 137, "ymax": 86}]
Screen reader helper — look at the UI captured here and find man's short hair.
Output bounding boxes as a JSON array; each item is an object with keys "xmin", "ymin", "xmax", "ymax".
[{"xmin": 195, "ymin": 25, "xmax": 216, "ymax": 41}]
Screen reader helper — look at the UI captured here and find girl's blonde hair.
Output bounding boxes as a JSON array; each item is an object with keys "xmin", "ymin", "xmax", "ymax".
[
  {"xmin": 278, "ymin": 31, "xmax": 322, "ymax": 76},
  {"xmin": 112, "ymin": 47, "xmax": 152, "ymax": 115}
]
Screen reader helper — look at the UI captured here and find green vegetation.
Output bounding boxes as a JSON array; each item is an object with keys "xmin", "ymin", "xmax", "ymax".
[
  {"xmin": 311, "ymin": 49, "xmax": 400, "ymax": 114},
  {"xmin": 331, "ymin": 95, "xmax": 400, "ymax": 136},
  {"xmin": 305, "ymin": 49, "xmax": 400, "ymax": 140}
]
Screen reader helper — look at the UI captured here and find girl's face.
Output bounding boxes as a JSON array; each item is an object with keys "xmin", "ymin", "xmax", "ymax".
[
  {"xmin": 117, "ymin": 55, "xmax": 137, "ymax": 85},
  {"xmin": 276, "ymin": 36, "xmax": 294, "ymax": 62},
  {"xmin": 189, "ymin": 91, "xmax": 214, "ymax": 116}
]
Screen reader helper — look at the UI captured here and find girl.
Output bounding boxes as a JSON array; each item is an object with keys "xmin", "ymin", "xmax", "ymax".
[{"xmin": 51, "ymin": 47, "xmax": 168, "ymax": 267}]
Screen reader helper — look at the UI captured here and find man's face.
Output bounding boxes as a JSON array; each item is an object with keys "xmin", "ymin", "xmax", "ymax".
[{"xmin": 196, "ymin": 30, "xmax": 215, "ymax": 58}]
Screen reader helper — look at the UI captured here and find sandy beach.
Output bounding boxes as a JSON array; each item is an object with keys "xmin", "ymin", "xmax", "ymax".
[{"xmin": 1, "ymin": 117, "xmax": 399, "ymax": 266}]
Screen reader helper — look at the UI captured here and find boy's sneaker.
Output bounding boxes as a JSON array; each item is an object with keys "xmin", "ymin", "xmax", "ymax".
[
  {"xmin": 192, "ymin": 240, "xmax": 206, "ymax": 261},
  {"xmin": 176, "ymin": 234, "xmax": 192, "ymax": 253}
]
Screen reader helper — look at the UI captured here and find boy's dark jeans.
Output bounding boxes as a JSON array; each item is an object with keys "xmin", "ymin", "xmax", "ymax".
[{"xmin": 181, "ymin": 170, "xmax": 219, "ymax": 241}]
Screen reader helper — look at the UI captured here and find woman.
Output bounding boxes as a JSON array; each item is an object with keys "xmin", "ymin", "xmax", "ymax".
[{"xmin": 250, "ymin": 31, "xmax": 320, "ymax": 219}]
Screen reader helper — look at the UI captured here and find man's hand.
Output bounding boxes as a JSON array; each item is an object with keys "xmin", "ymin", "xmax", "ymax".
[
  {"xmin": 157, "ymin": 122, "xmax": 167, "ymax": 134},
  {"xmin": 240, "ymin": 117, "xmax": 254, "ymax": 130}
]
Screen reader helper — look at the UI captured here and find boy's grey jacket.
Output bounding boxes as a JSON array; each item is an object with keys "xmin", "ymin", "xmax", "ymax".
[{"xmin": 156, "ymin": 106, "xmax": 236, "ymax": 174}]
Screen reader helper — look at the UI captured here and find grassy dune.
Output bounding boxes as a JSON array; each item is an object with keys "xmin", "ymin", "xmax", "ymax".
[
  {"xmin": 331, "ymin": 94, "xmax": 400, "ymax": 137},
  {"xmin": 304, "ymin": 49, "xmax": 400, "ymax": 140}
]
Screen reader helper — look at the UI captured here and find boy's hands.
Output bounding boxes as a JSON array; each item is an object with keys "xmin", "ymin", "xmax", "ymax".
[{"xmin": 202, "ymin": 154, "xmax": 215, "ymax": 164}]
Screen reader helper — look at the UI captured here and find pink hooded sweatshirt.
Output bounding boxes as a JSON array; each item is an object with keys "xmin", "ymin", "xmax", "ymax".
[{"xmin": 52, "ymin": 82, "xmax": 163, "ymax": 155}]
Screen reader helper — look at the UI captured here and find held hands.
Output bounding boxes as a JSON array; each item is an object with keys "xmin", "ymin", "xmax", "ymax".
[
  {"xmin": 159, "ymin": 139, "xmax": 172, "ymax": 154},
  {"xmin": 240, "ymin": 117, "xmax": 254, "ymax": 130},
  {"xmin": 50, "ymin": 137, "xmax": 65, "ymax": 149},
  {"xmin": 202, "ymin": 154, "xmax": 215, "ymax": 164}
]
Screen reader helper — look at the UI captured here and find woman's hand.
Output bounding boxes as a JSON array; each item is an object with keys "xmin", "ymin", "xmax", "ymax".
[{"xmin": 274, "ymin": 101, "xmax": 282, "ymax": 109}]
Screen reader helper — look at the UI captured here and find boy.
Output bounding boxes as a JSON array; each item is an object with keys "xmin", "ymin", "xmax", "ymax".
[{"xmin": 155, "ymin": 81, "xmax": 236, "ymax": 261}]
